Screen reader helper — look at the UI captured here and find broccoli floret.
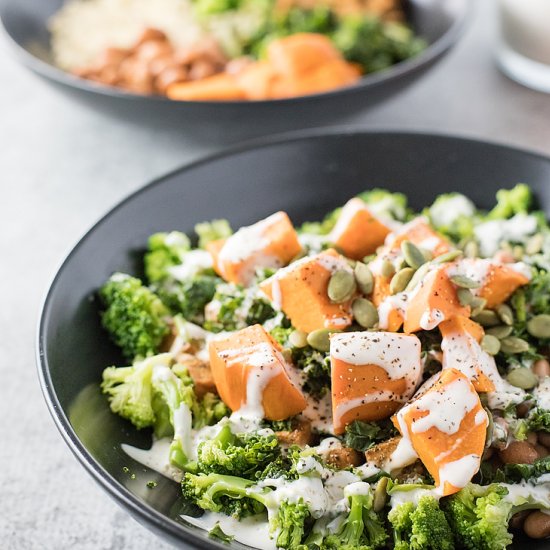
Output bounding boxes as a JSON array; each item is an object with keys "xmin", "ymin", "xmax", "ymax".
[
  {"xmin": 101, "ymin": 353, "xmax": 172, "ymax": 429},
  {"xmin": 426, "ymin": 193, "xmax": 476, "ymax": 242},
  {"xmin": 443, "ymin": 481, "xmax": 550, "ymax": 550},
  {"xmin": 144, "ymin": 232, "xmax": 191, "ymax": 283},
  {"xmin": 99, "ymin": 273, "xmax": 170, "ymax": 361},
  {"xmin": 194, "ymin": 219, "xmax": 233, "ymax": 248},
  {"xmin": 156, "ymin": 275, "xmax": 219, "ymax": 324},
  {"xmin": 292, "ymin": 346, "xmax": 331, "ymax": 399},
  {"xmin": 388, "ymin": 493, "xmax": 454, "ymax": 550},
  {"xmin": 323, "ymin": 483, "xmax": 388, "ymax": 549},
  {"xmin": 344, "ymin": 419, "xmax": 399, "ymax": 452},
  {"xmin": 193, "ymin": 392, "xmax": 230, "ymax": 429},
  {"xmin": 357, "ymin": 188, "xmax": 409, "ymax": 221},
  {"xmin": 181, "ymin": 472, "xmax": 270, "ymax": 518},
  {"xmin": 271, "ymin": 499, "xmax": 311, "ymax": 549},
  {"xmin": 488, "ymin": 184, "xmax": 532, "ymax": 220},
  {"xmin": 527, "ymin": 407, "xmax": 550, "ymax": 432},
  {"xmin": 203, "ymin": 283, "xmax": 276, "ymax": 332},
  {"xmin": 197, "ymin": 424, "xmax": 280, "ymax": 477}
]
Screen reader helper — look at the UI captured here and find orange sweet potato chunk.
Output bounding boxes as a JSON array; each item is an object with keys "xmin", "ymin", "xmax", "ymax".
[
  {"xmin": 260, "ymin": 248, "xmax": 354, "ymax": 333},
  {"xmin": 329, "ymin": 198, "xmax": 392, "ymax": 260},
  {"xmin": 393, "ymin": 368, "xmax": 488, "ymax": 496},
  {"xmin": 166, "ymin": 73, "xmax": 246, "ymax": 101},
  {"xmin": 439, "ymin": 316, "xmax": 496, "ymax": 392},
  {"xmin": 208, "ymin": 324, "xmax": 307, "ymax": 420},
  {"xmin": 404, "ymin": 265, "xmax": 470, "ymax": 333},
  {"xmin": 389, "ymin": 218, "xmax": 452, "ymax": 257},
  {"xmin": 331, "ymin": 331, "xmax": 422, "ymax": 434},
  {"xmin": 207, "ymin": 211, "xmax": 301, "ymax": 286},
  {"xmin": 479, "ymin": 264, "xmax": 530, "ymax": 308}
]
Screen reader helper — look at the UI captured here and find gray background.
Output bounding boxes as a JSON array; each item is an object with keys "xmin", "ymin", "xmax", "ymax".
[{"xmin": 1, "ymin": 1, "xmax": 550, "ymax": 548}]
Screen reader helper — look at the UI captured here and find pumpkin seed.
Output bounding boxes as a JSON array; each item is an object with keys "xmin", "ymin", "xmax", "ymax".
[
  {"xmin": 354, "ymin": 262, "xmax": 374, "ymax": 295},
  {"xmin": 363, "ymin": 254, "xmax": 376, "ymax": 264},
  {"xmin": 470, "ymin": 297, "xmax": 488, "ymax": 317},
  {"xmin": 289, "ymin": 330, "xmax": 308, "ymax": 349},
  {"xmin": 390, "ymin": 267, "xmax": 415, "ymax": 295},
  {"xmin": 526, "ymin": 233, "xmax": 544, "ymax": 255},
  {"xmin": 506, "ymin": 367, "xmax": 538, "ymax": 389},
  {"xmin": 347, "ymin": 259, "xmax": 357, "ymax": 268},
  {"xmin": 352, "ymin": 298, "xmax": 379, "ymax": 328},
  {"xmin": 405, "ymin": 263, "xmax": 430, "ymax": 292},
  {"xmin": 464, "ymin": 240, "xmax": 479, "ymax": 259},
  {"xmin": 486, "ymin": 325, "xmax": 514, "ymax": 339},
  {"xmin": 381, "ymin": 259, "xmax": 396, "ymax": 278},
  {"xmin": 401, "ymin": 240, "xmax": 426, "ymax": 270},
  {"xmin": 373, "ymin": 477, "xmax": 389, "ymax": 512},
  {"xmin": 450, "ymin": 274, "xmax": 481, "ymax": 289},
  {"xmin": 500, "ymin": 336, "xmax": 530, "ymax": 354},
  {"xmin": 433, "ymin": 250, "xmax": 463, "ymax": 264},
  {"xmin": 527, "ymin": 314, "xmax": 550, "ymax": 339},
  {"xmin": 328, "ymin": 270, "xmax": 356, "ymax": 303},
  {"xmin": 457, "ymin": 288, "xmax": 474, "ymax": 306},
  {"xmin": 472, "ymin": 309, "xmax": 500, "ymax": 327},
  {"xmin": 513, "ymin": 245, "xmax": 524, "ymax": 261},
  {"xmin": 484, "ymin": 408, "xmax": 494, "ymax": 450},
  {"xmin": 419, "ymin": 247, "xmax": 433, "ymax": 262},
  {"xmin": 481, "ymin": 334, "xmax": 501, "ymax": 355},
  {"xmin": 496, "ymin": 304, "xmax": 514, "ymax": 326},
  {"xmin": 307, "ymin": 329, "xmax": 331, "ymax": 352}
]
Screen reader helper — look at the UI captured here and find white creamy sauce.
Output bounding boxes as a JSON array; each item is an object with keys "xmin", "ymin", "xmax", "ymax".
[
  {"xmin": 419, "ymin": 308, "xmax": 444, "ymax": 330},
  {"xmin": 502, "ymin": 478, "xmax": 550, "ymax": 509},
  {"xmin": 344, "ymin": 481, "xmax": 372, "ymax": 497},
  {"xmin": 169, "ymin": 249, "xmax": 213, "ymax": 281},
  {"xmin": 301, "ymin": 393, "xmax": 333, "ymax": 433},
  {"xmin": 389, "ymin": 487, "xmax": 440, "ymax": 507},
  {"xmin": 122, "ymin": 438, "xmax": 182, "ymax": 482},
  {"xmin": 436, "ymin": 454, "xmax": 481, "ymax": 494},
  {"xmin": 534, "ymin": 377, "xmax": 550, "ymax": 410},
  {"xmin": 408, "ymin": 377, "xmax": 479, "ymax": 435},
  {"xmin": 417, "ymin": 235, "xmax": 443, "ymax": 252},
  {"xmin": 429, "ymin": 194, "xmax": 475, "ymax": 228},
  {"xmin": 474, "ymin": 213, "xmax": 538, "ymax": 257},
  {"xmin": 298, "ymin": 233, "xmax": 328, "ymax": 252},
  {"xmin": 446, "ymin": 258, "xmax": 492, "ymax": 296},
  {"xmin": 183, "ymin": 512, "xmax": 276, "ymax": 550},
  {"xmin": 382, "ymin": 433, "xmax": 418, "ymax": 473}
]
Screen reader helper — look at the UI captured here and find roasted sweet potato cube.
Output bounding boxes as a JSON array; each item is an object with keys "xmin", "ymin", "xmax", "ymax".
[
  {"xmin": 208, "ymin": 324, "xmax": 306, "ymax": 421},
  {"xmin": 260, "ymin": 248, "xmax": 354, "ymax": 333},
  {"xmin": 207, "ymin": 211, "xmax": 301, "ymax": 286},
  {"xmin": 389, "ymin": 218, "xmax": 452, "ymax": 257},
  {"xmin": 329, "ymin": 198, "xmax": 392, "ymax": 260},
  {"xmin": 330, "ymin": 331, "xmax": 422, "ymax": 434},
  {"xmin": 393, "ymin": 368, "xmax": 488, "ymax": 496},
  {"xmin": 439, "ymin": 316, "xmax": 496, "ymax": 393}
]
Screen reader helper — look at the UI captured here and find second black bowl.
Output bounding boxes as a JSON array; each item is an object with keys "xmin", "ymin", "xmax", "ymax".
[{"xmin": 1, "ymin": 0, "xmax": 469, "ymax": 140}]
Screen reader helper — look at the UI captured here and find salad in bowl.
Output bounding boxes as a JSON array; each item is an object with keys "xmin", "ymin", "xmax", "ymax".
[{"xmin": 97, "ymin": 184, "xmax": 550, "ymax": 549}]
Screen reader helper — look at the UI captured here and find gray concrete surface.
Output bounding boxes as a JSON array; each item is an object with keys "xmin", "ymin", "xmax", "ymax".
[{"xmin": 1, "ymin": 1, "xmax": 550, "ymax": 549}]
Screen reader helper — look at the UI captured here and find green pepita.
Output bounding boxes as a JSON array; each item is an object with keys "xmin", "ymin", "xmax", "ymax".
[
  {"xmin": 496, "ymin": 304, "xmax": 514, "ymax": 326},
  {"xmin": 463, "ymin": 241, "xmax": 479, "ymax": 259},
  {"xmin": 486, "ymin": 325, "xmax": 514, "ymax": 339},
  {"xmin": 405, "ymin": 263, "xmax": 431, "ymax": 292},
  {"xmin": 381, "ymin": 259, "xmax": 396, "ymax": 278},
  {"xmin": 352, "ymin": 298, "xmax": 379, "ymax": 329},
  {"xmin": 457, "ymin": 288, "xmax": 474, "ymax": 306},
  {"xmin": 307, "ymin": 329, "xmax": 332, "ymax": 352},
  {"xmin": 354, "ymin": 262, "xmax": 374, "ymax": 295},
  {"xmin": 401, "ymin": 240, "xmax": 426, "ymax": 270},
  {"xmin": 433, "ymin": 250, "xmax": 463, "ymax": 264},
  {"xmin": 513, "ymin": 245, "xmax": 524, "ymax": 261},
  {"xmin": 472, "ymin": 309, "xmax": 500, "ymax": 327},
  {"xmin": 289, "ymin": 330, "xmax": 308, "ymax": 349},
  {"xmin": 419, "ymin": 247, "xmax": 433, "ymax": 262},
  {"xmin": 506, "ymin": 367, "xmax": 538, "ymax": 390},
  {"xmin": 373, "ymin": 477, "xmax": 389, "ymax": 512},
  {"xmin": 390, "ymin": 267, "xmax": 415, "ymax": 295},
  {"xmin": 328, "ymin": 270, "xmax": 357, "ymax": 303},
  {"xmin": 500, "ymin": 336, "xmax": 530, "ymax": 354},
  {"xmin": 481, "ymin": 334, "xmax": 501, "ymax": 355},
  {"xmin": 527, "ymin": 314, "xmax": 550, "ymax": 339},
  {"xmin": 450, "ymin": 274, "xmax": 481, "ymax": 289},
  {"xmin": 526, "ymin": 233, "xmax": 544, "ymax": 255},
  {"xmin": 470, "ymin": 297, "xmax": 488, "ymax": 317}
]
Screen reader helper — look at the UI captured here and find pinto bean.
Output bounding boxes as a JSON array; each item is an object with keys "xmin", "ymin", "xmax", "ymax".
[
  {"xmin": 535, "ymin": 444, "xmax": 549, "ymax": 458},
  {"xmin": 499, "ymin": 441, "xmax": 539, "ymax": 465},
  {"xmin": 527, "ymin": 432, "xmax": 538, "ymax": 446},
  {"xmin": 533, "ymin": 359, "xmax": 550, "ymax": 379},
  {"xmin": 136, "ymin": 27, "xmax": 168, "ymax": 45},
  {"xmin": 510, "ymin": 510, "xmax": 530, "ymax": 530},
  {"xmin": 188, "ymin": 60, "xmax": 218, "ymax": 81},
  {"xmin": 523, "ymin": 511, "xmax": 550, "ymax": 539},
  {"xmin": 135, "ymin": 40, "xmax": 173, "ymax": 63},
  {"xmin": 537, "ymin": 432, "xmax": 550, "ymax": 449},
  {"xmin": 516, "ymin": 402, "xmax": 532, "ymax": 418}
]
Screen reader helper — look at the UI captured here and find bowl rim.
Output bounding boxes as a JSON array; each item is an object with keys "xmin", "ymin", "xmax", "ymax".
[
  {"xmin": 2, "ymin": 0, "xmax": 471, "ymax": 107},
  {"xmin": 35, "ymin": 127, "xmax": 550, "ymax": 549}
]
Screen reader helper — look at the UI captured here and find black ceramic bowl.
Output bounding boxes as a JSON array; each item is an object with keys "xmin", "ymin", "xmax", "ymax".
[
  {"xmin": 1, "ymin": 0, "xmax": 469, "ymax": 140},
  {"xmin": 38, "ymin": 130, "xmax": 550, "ymax": 549}
]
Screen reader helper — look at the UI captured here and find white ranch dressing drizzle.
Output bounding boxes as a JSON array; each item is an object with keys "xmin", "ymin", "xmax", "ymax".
[
  {"xmin": 430, "ymin": 194, "xmax": 475, "ymax": 228},
  {"xmin": 182, "ymin": 512, "xmax": 276, "ymax": 550},
  {"xmin": 168, "ymin": 249, "xmax": 213, "ymax": 281},
  {"xmin": 534, "ymin": 377, "xmax": 550, "ymax": 410},
  {"xmin": 122, "ymin": 438, "xmax": 182, "ymax": 482},
  {"xmin": 436, "ymin": 454, "xmax": 481, "ymax": 494},
  {"xmin": 301, "ymin": 392, "xmax": 333, "ymax": 433},
  {"xmin": 389, "ymin": 487, "xmax": 440, "ymax": 508}
]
